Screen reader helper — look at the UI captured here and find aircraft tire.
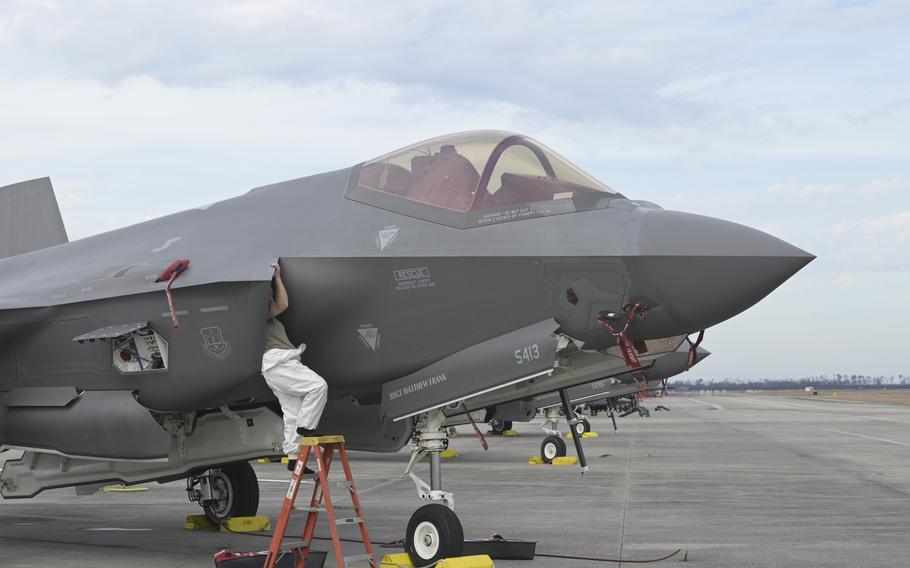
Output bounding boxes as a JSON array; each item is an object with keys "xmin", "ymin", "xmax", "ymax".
[
  {"xmin": 202, "ymin": 461, "xmax": 260, "ymax": 525},
  {"xmin": 405, "ymin": 503, "xmax": 464, "ymax": 567},
  {"xmin": 540, "ymin": 435, "xmax": 566, "ymax": 464},
  {"xmin": 490, "ymin": 419, "xmax": 512, "ymax": 435}
]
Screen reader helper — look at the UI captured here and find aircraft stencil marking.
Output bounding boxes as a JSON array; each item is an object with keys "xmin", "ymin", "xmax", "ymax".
[
  {"xmin": 357, "ymin": 326, "xmax": 380, "ymax": 351},
  {"xmin": 394, "ymin": 266, "xmax": 435, "ymax": 291},
  {"xmin": 152, "ymin": 236, "xmax": 182, "ymax": 253},
  {"xmin": 376, "ymin": 226, "xmax": 399, "ymax": 251},
  {"xmin": 388, "ymin": 373, "xmax": 448, "ymax": 401},
  {"xmin": 200, "ymin": 327, "xmax": 232, "ymax": 361},
  {"xmin": 199, "ymin": 306, "xmax": 230, "ymax": 313},
  {"xmin": 161, "ymin": 311, "xmax": 188, "ymax": 318}
]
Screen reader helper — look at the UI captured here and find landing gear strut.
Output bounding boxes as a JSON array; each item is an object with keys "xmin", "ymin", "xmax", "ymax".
[
  {"xmin": 404, "ymin": 410, "xmax": 465, "ymax": 566},
  {"xmin": 559, "ymin": 389, "xmax": 589, "ymax": 473},
  {"xmin": 536, "ymin": 398, "xmax": 589, "ymax": 471},
  {"xmin": 186, "ymin": 461, "xmax": 259, "ymax": 525}
]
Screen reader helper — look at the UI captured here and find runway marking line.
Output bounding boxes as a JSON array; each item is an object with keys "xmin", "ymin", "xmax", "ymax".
[
  {"xmin": 815, "ymin": 427, "xmax": 910, "ymax": 447},
  {"xmin": 686, "ymin": 398, "xmax": 726, "ymax": 410}
]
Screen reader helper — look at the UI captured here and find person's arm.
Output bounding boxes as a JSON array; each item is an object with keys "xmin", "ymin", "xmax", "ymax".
[{"xmin": 270, "ymin": 262, "xmax": 289, "ymax": 317}]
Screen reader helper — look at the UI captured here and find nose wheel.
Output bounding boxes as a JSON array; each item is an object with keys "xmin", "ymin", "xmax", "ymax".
[
  {"xmin": 540, "ymin": 434, "xmax": 567, "ymax": 464},
  {"xmin": 572, "ymin": 418, "xmax": 591, "ymax": 437},
  {"xmin": 405, "ymin": 504, "xmax": 464, "ymax": 566}
]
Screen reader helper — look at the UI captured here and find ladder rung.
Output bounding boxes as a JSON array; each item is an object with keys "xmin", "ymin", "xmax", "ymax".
[
  {"xmin": 294, "ymin": 504, "xmax": 355, "ymax": 513},
  {"xmin": 298, "ymin": 478, "xmax": 353, "ymax": 488},
  {"xmin": 342, "ymin": 553, "xmax": 374, "ymax": 566},
  {"xmin": 335, "ymin": 516, "xmax": 363, "ymax": 525}
]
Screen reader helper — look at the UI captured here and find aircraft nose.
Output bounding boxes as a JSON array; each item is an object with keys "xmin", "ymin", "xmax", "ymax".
[{"xmin": 632, "ymin": 210, "xmax": 814, "ymax": 334}]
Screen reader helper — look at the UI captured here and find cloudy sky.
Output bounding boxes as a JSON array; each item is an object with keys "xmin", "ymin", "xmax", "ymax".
[{"xmin": 1, "ymin": 1, "xmax": 907, "ymax": 380}]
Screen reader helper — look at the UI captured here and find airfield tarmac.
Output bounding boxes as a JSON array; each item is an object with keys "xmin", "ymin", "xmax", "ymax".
[{"xmin": 2, "ymin": 394, "xmax": 909, "ymax": 567}]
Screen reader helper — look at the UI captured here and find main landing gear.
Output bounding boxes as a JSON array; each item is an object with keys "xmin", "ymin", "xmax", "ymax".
[
  {"xmin": 488, "ymin": 418, "xmax": 513, "ymax": 435},
  {"xmin": 186, "ymin": 461, "xmax": 259, "ymax": 525},
  {"xmin": 403, "ymin": 409, "xmax": 465, "ymax": 566}
]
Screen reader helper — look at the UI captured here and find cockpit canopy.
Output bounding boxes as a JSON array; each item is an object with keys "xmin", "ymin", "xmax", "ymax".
[
  {"xmin": 347, "ymin": 131, "xmax": 623, "ymax": 229},
  {"xmin": 357, "ymin": 131, "xmax": 618, "ymax": 215}
]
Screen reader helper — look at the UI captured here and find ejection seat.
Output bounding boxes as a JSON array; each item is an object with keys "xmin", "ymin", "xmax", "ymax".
[{"xmin": 405, "ymin": 144, "xmax": 479, "ymax": 212}]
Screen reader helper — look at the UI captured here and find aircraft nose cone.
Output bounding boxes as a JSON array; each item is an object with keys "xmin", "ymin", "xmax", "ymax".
[
  {"xmin": 644, "ymin": 345, "xmax": 711, "ymax": 380},
  {"xmin": 633, "ymin": 210, "xmax": 814, "ymax": 334}
]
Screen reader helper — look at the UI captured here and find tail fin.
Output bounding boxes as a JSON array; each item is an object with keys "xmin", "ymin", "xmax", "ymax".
[{"xmin": 0, "ymin": 177, "xmax": 68, "ymax": 259}]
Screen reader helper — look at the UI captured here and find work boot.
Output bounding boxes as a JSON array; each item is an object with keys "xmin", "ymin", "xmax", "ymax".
[
  {"xmin": 296, "ymin": 427, "xmax": 317, "ymax": 437},
  {"xmin": 286, "ymin": 459, "xmax": 315, "ymax": 474}
]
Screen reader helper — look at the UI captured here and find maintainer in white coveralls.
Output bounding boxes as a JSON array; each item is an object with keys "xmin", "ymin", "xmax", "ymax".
[{"xmin": 261, "ymin": 262, "xmax": 328, "ymax": 470}]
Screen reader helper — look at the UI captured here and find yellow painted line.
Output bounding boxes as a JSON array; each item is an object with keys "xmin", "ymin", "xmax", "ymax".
[{"xmin": 102, "ymin": 485, "xmax": 148, "ymax": 492}]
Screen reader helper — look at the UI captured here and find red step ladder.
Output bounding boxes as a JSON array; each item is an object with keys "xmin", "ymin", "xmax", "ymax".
[{"xmin": 263, "ymin": 435, "xmax": 376, "ymax": 568}]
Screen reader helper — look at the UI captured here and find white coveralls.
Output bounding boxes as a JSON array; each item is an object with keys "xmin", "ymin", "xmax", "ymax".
[{"xmin": 261, "ymin": 344, "xmax": 328, "ymax": 457}]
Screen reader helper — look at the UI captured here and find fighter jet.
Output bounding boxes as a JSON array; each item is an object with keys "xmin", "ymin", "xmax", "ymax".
[{"xmin": 0, "ymin": 131, "xmax": 812, "ymax": 565}]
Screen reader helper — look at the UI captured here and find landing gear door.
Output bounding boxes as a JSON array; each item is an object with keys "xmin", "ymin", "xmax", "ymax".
[{"xmin": 381, "ymin": 319, "xmax": 560, "ymax": 422}]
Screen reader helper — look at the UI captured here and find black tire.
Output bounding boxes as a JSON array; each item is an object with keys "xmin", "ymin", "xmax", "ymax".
[
  {"xmin": 540, "ymin": 435, "xmax": 567, "ymax": 464},
  {"xmin": 573, "ymin": 421, "xmax": 585, "ymax": 437},
  {"xmin": 405, "ymin": 504, "xmax": 464, "ymax": 566},
  {"xmin": 581, "ymin": 418, "xmax": 591, "ymax": 433},
  {"xmin": 202, "ymin": 461, "xmax": 259, "ymax": 525},
  {"xmin": 490, "ymin": 419, "xmax": 513, "ymax": 435}
]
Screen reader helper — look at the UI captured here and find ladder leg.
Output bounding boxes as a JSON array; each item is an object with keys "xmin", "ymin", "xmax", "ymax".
[
  {"xmin": 314, "ymin": 445, "xmax": 346, "ymax": 568},
  {"xmin": 264, "ymin": 445, "xmax": 312, "ymax": 568},
  {"xmin": 299, "ymin": 445, "xmax": 331, "ymax": 568},
  {"xmin": 338, "ymin": 444, "xmax": 375, "ymax": 562}
]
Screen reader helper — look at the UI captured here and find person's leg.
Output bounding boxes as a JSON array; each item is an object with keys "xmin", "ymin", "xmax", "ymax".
[
  {"xmin": 273, "ymin": 360, "xmax": 328, "ymax": 432},
  {"xmin": 262, "ymin": 367, "xmax": 304, "ymax": 457},
  {"xmin": 296, "ymin": 366, "xmax": 328, "ymax": 431}
]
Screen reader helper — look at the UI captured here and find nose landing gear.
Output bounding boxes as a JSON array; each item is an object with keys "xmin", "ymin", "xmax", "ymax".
[{"xmin": 404, "ymin": 409, "xmax": 465, "ymax": 566}]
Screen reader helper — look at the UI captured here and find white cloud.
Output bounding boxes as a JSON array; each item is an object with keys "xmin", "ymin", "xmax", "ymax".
[
  {"xmin": 829, "ymin": 212, "xmax": 910, "ymax": 271},
  {"xmin": 767, "ymin": 182, "xmax": 847, "ymax": 196},
  {"xmin": 766, "ymin": 177, "xmax": 909, "ymax": 197}
]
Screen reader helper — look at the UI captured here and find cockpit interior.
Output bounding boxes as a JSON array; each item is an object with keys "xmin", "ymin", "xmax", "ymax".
[{"xmin": 357, "ymin": 131, "xmax": 618, "ymax": 214}]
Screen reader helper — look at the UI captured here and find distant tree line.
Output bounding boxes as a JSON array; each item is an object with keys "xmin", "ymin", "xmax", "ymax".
[{"xmin": 674, "ymin": 374, "xmax": 909, "ymax": 391}]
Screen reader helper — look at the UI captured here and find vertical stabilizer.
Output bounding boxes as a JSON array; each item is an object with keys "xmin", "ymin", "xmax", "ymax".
[{"xmin": 0, "ymin": 177, "xmax": 68, "ymax": 259}]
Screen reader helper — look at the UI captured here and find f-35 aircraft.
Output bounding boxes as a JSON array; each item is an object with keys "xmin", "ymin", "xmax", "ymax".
[{"xmin": 0, "ymin": 131, "xmax": 812, "ymax": 565}]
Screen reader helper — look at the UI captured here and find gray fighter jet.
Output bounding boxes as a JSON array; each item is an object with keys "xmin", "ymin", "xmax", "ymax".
[{"xmin": 0, "ymin": 131, "xmax": 811, "ymax": 565}]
